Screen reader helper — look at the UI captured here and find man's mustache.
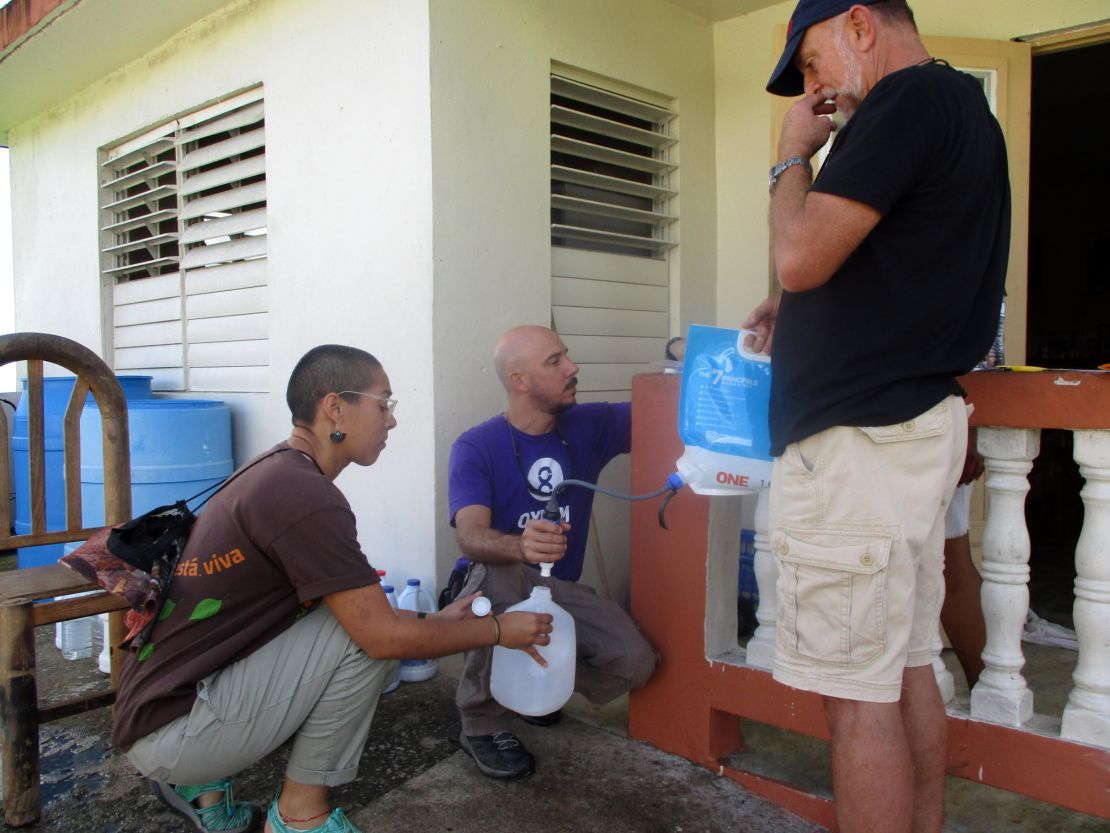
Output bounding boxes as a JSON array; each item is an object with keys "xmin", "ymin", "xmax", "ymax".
[{"xmin": 564, "ymin": 377, "xmax": 578, "ymax": 391}]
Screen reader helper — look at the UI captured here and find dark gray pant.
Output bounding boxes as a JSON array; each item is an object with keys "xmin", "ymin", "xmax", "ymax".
[{"xmin": 456, "ymin": 562, "xmax": 658, "ymax": 736}]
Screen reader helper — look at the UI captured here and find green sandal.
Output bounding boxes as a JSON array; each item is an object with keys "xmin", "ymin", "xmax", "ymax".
[
  {"xmin": 148, "ymin": 778, "xmax": 262, "ymax": 833},
  {"xmin": 266, "ymin": 795, "xmax": 361, "ymax": 833}
]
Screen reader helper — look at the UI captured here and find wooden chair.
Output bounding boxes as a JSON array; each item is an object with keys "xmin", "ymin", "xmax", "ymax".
[{"xmin": 0, "ymin": 332, "xmax": 132, "ymax": 828}]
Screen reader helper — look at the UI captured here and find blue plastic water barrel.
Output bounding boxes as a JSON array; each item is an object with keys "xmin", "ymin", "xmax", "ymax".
[
  {"xmin": 738, "ymin": 528, "xmax": 758, "ymax": 639},
  {"xmin": 738, "ymin": 528, "xmax": 758, "ymax": 602},
  {"xmin": 80, "ymin": 398, "xmax": 233, "ymax": 528},
  {"xmin": 11, "ymin": 376, "xmax": 154, "ymax": 567}
]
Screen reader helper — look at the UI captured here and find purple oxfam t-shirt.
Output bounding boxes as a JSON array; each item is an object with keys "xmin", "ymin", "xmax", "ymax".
[{"xmin": 448, "ymin": 402, "xmax": 631, "ymax": 581}]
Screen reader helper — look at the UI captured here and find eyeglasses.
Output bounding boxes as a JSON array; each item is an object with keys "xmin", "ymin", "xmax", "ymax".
[{"xmin": 339, "ymin": 391, "xmax": 398, "ymax": 415}]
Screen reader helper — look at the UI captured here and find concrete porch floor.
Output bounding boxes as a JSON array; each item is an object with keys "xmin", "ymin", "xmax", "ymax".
[{"xmin": 1, "ymin": 629, "xmax": 1107, "ymax": 832}]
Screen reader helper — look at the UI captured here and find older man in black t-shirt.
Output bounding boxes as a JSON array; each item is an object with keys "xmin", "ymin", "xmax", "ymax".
[{"xmin": 743, "ymin": 1, "xmax": 1009, "ymax": 831}]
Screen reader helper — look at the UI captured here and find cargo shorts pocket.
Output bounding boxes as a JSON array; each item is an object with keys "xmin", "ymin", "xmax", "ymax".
[
  {"xmin": 857, "ymin": 399, "xmax": 950, "ymax": 444},
  {"xmin": 774, "ymin": 528, "xmax": 894, "ymax": 666}
]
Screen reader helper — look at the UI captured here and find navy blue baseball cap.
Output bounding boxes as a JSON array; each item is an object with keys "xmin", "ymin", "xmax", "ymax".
[{"xmin": 766, "ymin": 0, "xmax": 882, "ymax": 96}]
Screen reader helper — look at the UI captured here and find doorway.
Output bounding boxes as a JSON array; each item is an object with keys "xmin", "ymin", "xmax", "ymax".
[{"xmin": 1024, "ymin": 40, "xmax": 1109, "ymax": 624}]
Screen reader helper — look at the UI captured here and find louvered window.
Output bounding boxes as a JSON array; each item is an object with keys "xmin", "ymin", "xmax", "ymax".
[
  {"xmin": 551, "ymin": 75, "xmax": 676, "ymax": 258},
  {"xmin": 550, "ymin": 74, "xmax": 676, "ymax": 399},
  {"xmin": 99, "ymin": 89, "xmax": 268, "ymax": 392}
]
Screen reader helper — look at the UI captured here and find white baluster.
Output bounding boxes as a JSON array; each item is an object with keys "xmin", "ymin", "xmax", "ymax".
[
  {"xmin": 970, "ymin": 427, "xmax": 1038, "ymax": 726},
  {"xmin": 746, "ymin": 488, "xmax": 777, "ymax": 670},
  {"xmin": 1061, "ymin": 429, "xmax": 1110, "ymax": 747},
  {"xmin": 932, "ymin": 627, "xmax": 955, "ymax": 705}
]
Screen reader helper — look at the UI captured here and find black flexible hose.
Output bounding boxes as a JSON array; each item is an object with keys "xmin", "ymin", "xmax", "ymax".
[
  {"xmin": 554, "ymin": 478, "xmax": 672, "ymax": 501},
  {"xmin": 553, "ymin": 474, "xmax": 684, "ymax": 529}
]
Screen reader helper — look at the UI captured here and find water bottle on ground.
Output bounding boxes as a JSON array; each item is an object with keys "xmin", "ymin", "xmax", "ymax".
[
  {"xmin": 57, "ymin": 591, "xmax": 97, "ymax": 660},
  {"xmin": 396, "ymin": 579, "xmax": 438, "ymax": 682},
  {"xmin": 97, "ymin": 613, "xmax": 112, "ymax": 674},
  {"xmin": 381, "ymin": 584, "xmax": 402, "ymax": 693},
  {"xmin": 59, "ymin": 619, "xmax": 94, "ymax": 661},
  {"xmin": 490, "ymin": 562, "xmax": 576, "ymax": 716}
]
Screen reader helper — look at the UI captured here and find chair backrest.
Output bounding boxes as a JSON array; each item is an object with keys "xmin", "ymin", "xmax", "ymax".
[{"xmin": 0, "ymin": 333, "xmax": 131, "ymax": 556}]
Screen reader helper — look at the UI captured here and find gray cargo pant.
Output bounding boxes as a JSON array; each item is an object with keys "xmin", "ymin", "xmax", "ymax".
[
  {"xmin": 456, "ymin": 562, "xmax": 658, "ymax": 736},
  {"xmin": 127, "ymin": 605, "xmax": 397, "ymax": 787}
]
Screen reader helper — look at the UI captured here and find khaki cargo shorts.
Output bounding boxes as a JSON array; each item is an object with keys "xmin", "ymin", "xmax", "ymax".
[{"xmin": 769, "ymin": 396, "xmax": 967, "ymax": 702}]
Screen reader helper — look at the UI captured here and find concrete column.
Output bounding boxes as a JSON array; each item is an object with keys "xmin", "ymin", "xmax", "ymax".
[
  {"xmin": 971, "ymin": 426, "xmax": 1038, "ymax": 726},
  {"xmin": 1061, "ymin": 429, "xmax": 1110, "ymax": 747}
]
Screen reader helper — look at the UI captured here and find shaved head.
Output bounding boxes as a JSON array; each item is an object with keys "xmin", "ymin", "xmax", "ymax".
[
  {"xmin": 494, "ymin": 325, "xmax": 558, "ymax": 391},
  {"xmin": 493, "ymin": 325, "xmax": 580, "ymax": 419}
]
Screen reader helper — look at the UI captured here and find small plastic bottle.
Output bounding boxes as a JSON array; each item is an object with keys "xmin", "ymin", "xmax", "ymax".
[
  {"xmin": 59, "ymin": 618, "xmax": 93, "ymax": 661},
  {"xmin": 57, "ymin": 591, "xmax": 97, "ymax": 660},
  {"xmin": 490, "ymin": 563, "xmax": 576, "ymax": 716},
  {"xmin": 396, "ymin": 579, "xmax": 438, "ymax": 682},
  {"xmin": 380, "ymin": 584, "xmax": 402, "ymax": 694},
  {"xmin": 97, "ymin": 613, "xmax": 112, "ymax": 674}
]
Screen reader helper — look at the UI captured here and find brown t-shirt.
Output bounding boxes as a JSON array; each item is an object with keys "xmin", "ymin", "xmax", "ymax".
[{"xmin": 113, "ymin": 443, "xmax": 380, "ymax": 748}]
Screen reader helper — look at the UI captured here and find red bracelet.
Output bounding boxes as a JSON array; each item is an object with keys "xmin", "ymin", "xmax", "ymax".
[{"xmin": 278, "ymin": 807, "xmax": 330, "ymax": 824}]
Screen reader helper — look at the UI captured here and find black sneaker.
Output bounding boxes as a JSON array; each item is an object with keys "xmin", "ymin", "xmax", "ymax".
[
  {"xmin": 519, "ymin": 709, "xmax": 562, "ymax": 727},
  {"xmin": 459, "ymin": 730, "xmax": 535, "ymax": 779}
]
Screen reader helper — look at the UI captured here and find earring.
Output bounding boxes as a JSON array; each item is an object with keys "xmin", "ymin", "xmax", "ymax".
[{"xmin": 330, "ymin": 427, "xmax": 346, "ymax": 444}]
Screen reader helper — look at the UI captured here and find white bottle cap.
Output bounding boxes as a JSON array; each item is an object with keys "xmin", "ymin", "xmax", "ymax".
[
  {"xmin": 471, "ymin": 596, "xmax": 492, "ymax": 617},
  {"xmin": 539, "ymin": 562, "xmax": 553, "ymax": 578}
]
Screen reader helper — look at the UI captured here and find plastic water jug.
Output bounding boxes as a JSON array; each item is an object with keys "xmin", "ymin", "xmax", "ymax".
[
  {"xmin": 396, "ymin": 579, "xmax": 438, "ymax": 682},
  {"xmin": 490, "ymin": 563, "xmax": 576, "ymax": 716},
  {"xmin": 381, "ymin": 584, "xmax": 402, "ymax": 693}
]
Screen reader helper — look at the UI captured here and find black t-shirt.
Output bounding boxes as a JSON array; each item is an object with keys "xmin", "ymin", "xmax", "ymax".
[
  {"xmin": 769, "ymin": 61, "xmax": 1010, "ymax": 455},
  {"xmin": 113, "ymin": 443, "xmax": 380, "ymax": 748}
]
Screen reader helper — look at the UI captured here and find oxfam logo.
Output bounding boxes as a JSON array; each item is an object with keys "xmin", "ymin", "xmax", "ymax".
[{"xmin": 527, "ymin": 457, "xmax": 565, "ymax": 500}]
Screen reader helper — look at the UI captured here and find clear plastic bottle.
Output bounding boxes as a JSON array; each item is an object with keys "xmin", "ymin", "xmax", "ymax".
[
  {"xmin": 490, "ymin": 563, "xmax": 576, "ymax": 716},
  {"xmin": 381, "ymin": 584, "xmax": 402, "ymax": 694},
  {"xmin": 59, "ymin": 618, "xmax": 93, "ymax": 661},
  {"xmin": 57, "ymin": 591, "xmax": 97, "ymax": 660},
  {"xmin": 97, "ymin": 612, "xmax": 112, "ymax": 674},
  {"xmin": 395, "ymin": 579, "xmax": 438, "ymax": 682}
]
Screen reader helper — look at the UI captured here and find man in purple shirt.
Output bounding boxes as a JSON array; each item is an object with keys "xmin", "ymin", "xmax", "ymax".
[{"xmin": 448, "ymin": 325, "xmax": 658, "ymax": 779}]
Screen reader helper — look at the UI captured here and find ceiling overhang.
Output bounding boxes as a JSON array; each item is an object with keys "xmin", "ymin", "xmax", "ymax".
[
  {"xmin": 0, "ymin": 0, "xmax": 239, "ymax": 142},
  {"xmin": 665, "ymin": 0, "xmax": 782, "ymax": 23}
]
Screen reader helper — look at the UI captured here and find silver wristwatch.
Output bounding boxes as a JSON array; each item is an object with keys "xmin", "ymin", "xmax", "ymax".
[{"xmin": 768, "ymin": 156, "xmax": 813, "ymax": 192}]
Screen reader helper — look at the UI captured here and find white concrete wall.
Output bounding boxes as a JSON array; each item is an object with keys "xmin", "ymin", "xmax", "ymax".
[
  {"xmin": 6, "ymin": 0, "xmax": 439, "ymax": 586},
  {"xmin": 713, "ymin": 0, "xmax": 1108, "ymax": 330},
  {"xmin": 0, "ymin": 146, "xmax": 13, "ymax": 391},
  {"xmin": 428, "ymin": 0, "xmax": 719, "ymax": 604}
]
